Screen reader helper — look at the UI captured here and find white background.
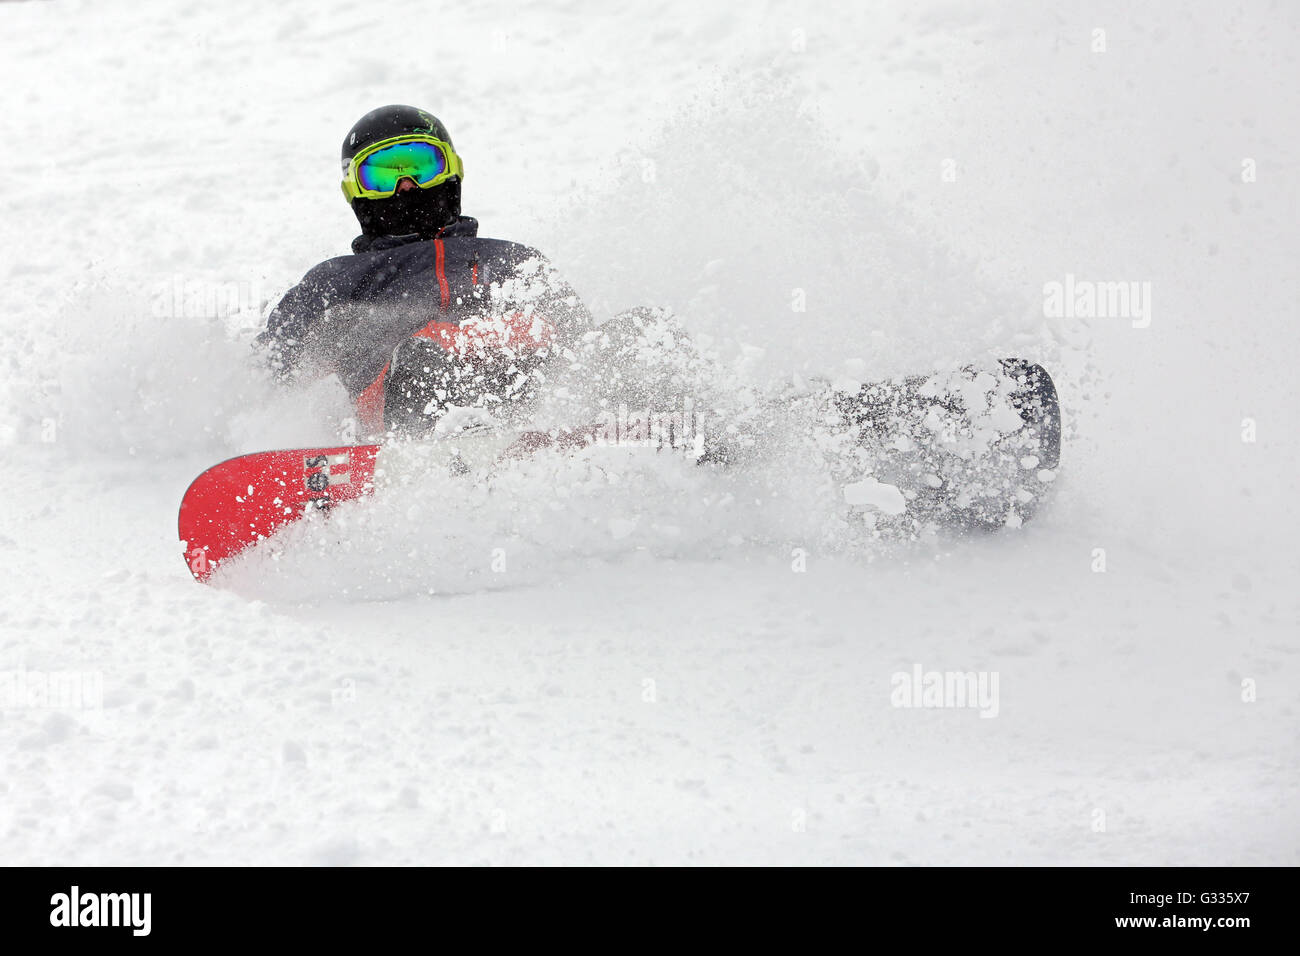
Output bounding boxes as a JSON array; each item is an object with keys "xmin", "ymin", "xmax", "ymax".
[{"xmin": 0, "ymin": 0, "xmax": 1296, "ymax": 864}]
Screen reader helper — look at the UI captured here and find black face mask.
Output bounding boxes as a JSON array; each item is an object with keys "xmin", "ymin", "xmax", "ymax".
[{"xmin": 351, "ymin": 179, "xmax": 461, "ymax": 240}]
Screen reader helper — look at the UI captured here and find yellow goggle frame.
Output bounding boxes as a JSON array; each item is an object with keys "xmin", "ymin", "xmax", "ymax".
[{"xmin": 340, "ymin": 134, "xmax": 464, "ymax": 202}]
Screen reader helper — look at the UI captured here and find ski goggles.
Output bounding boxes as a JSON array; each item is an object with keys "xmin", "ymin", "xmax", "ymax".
[{"xmin": 340, "ymin": 134, "xmax": 464, "ymax": 202}]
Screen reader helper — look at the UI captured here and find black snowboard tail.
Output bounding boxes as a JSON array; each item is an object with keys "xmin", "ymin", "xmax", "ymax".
[{"xmin": 832, "ymin": 359, "xmax": 1061, "ymax": 532}]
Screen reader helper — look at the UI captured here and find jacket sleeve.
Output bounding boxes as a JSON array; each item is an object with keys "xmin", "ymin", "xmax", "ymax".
[{"xmin": 255, "ymin": 262, "xmax": 345, "ymax": 378}]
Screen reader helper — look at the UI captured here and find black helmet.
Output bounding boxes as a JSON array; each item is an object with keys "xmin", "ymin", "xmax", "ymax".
[{"xmin": 342, "ymin": 105, "xmax": 463, "ymax": 240}]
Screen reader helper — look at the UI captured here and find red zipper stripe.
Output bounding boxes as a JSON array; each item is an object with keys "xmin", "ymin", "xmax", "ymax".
[{"xmin": 434, "ymin": 239, "xmax": 450, "ymax": 312}]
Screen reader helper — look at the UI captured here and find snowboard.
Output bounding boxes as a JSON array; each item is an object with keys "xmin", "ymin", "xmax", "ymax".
[
  {"xmin": 830, "ymin": 358, "xmax": 1061, "ymax": 532},
  {"xmin": 179, "ymin": 444, "xmax": 377, "ymax": 582},
  {"xmin": 177, "ymin": 426, "xmax": 600, "ymax": 582},
  {"xmin": 178, "ymin": 359, "xmax": 1060, "ymax": 582}
]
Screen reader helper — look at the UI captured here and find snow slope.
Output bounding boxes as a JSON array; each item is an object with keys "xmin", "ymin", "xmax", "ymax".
[{"xmin": 1, "ymin": 0, "xmax": 1296, "ymax": 864}]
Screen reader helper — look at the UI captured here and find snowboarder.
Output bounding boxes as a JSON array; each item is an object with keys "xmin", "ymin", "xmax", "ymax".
[
  {"xmin": 259, "ymin": 104, "xmax": 591, "ymax": 435},
  {"xmin": 241, "ymin": 104, "xmax": 1060, "ymax": 549}
]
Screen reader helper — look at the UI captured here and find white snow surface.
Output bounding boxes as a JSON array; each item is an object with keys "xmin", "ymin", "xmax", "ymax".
[{"xmin": 1, "ymin": 0, "xmax": 1297, "ymax": 864}]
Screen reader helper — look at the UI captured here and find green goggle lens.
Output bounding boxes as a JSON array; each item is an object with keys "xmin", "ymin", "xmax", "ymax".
[{"xmin": 355, "ymin": 140, "xmax": 450, "ymax": 194}]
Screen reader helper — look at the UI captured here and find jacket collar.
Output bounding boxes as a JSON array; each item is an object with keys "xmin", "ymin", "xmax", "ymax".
[{"xmin": 350, "ymin": 216, "xmax": 480, "ymax": 254}]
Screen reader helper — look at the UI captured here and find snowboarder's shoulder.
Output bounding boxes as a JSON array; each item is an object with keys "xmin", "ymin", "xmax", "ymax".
[
  {"xmin": 292, "ymin": 239, "xmax": 433, "ymax": 282},
  {"xmin": 294, "ymin": 228, "xmax": 557, "ymax": 281},
  {"xmin": 338, "ymin": 229, "xmax": 543, "ymax": 266},
  {"xmin": 438, "ymin": 216, "xmax": 553, "ymax": 265},
  {"xmin": 439, "ymin": 233, "xmax": 551, "ymax": 267}
]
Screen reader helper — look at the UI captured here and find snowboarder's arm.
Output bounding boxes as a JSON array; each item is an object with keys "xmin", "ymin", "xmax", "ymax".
[{"xmin": 257, "ymin": 267, "xmax": 334, "ymax": 378}]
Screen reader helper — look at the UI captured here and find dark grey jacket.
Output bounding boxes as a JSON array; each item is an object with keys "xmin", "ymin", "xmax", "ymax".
[{"xmin": 259, "ymin": 217, "xmax": 590, "ymax": 429}]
